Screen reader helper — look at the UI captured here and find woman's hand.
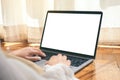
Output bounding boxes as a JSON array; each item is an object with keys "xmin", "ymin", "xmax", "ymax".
[
  {"xmin": 46, "ymin": 54, "xmax": 71, "ymax": 66},
  {"xmin": 9, "ymin": 47, "xmax": 46, "ymax": 61}
]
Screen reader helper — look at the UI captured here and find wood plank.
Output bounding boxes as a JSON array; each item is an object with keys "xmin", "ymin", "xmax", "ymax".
[{"xmin": 75, "ymin": 46, "xmax": 120, "ymax": 80}]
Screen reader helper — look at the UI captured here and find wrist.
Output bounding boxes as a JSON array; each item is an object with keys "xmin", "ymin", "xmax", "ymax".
[
  {"xmin": 44, "ymin": 63, "xmax": 69, "ymax": 71},
  {"xmin": 9, "ymin": 51, "xmax": 21, "ymax": 57}
]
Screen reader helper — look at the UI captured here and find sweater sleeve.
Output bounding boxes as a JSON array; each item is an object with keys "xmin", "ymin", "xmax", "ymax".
[
  {"xmin": 0, "ymin": 50, "xmax": 79, "ymax": 80},
  {"xmin": 41, "ymin": 64, "xmax": 78, "ymax": 80},
  {"xmin": 0, "ymin": 51, "xmax": 27, "ymax": 80}
]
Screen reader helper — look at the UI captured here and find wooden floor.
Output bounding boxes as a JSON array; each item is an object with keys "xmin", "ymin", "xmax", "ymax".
[
  {"xmin": 76, "ymin": 45, "xmax": 120, "ymax": 80},
  {"xmin": 1, "ymin": 42, "xmax": 120, "ymax": 80}
]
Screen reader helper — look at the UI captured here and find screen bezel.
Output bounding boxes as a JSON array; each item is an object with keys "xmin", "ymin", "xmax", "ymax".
[{"xmin": 40, "ymin": 10, "xmax": 103, "ymax": 59}]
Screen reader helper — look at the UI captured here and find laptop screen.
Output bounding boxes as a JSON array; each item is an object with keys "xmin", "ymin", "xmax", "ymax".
[{"xmin": 41, "ymin": 11, "xmax": 102, "ymax": 57}]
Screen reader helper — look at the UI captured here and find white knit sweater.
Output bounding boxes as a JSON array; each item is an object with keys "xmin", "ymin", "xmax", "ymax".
[{"xmin": 0, "ymin": 50, "xmax": 78, "ymax": 80}]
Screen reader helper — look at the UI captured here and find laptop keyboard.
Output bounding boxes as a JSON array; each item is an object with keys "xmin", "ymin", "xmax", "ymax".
[
  {"xmin": 41, "ymin": 50, "xmax": 89, "ymax": 67},
  {"xmin": 67, "ymin": 55, "xmax": 88, "ymax": 67}
]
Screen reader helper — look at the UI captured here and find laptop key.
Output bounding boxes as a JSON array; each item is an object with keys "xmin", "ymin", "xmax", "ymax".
[
  {"xmin": 41, "ymin": 50, "xmax": 88, "ymax": 67},
  {"xmin": 67, "ymin": 55, "xmax": 88, "ymax": 67}
]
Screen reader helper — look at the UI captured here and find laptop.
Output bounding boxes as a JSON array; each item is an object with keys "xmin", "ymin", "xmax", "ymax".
[{"xmin": 35, "ymin": 11, "xmax": 103, "ymax": 73}]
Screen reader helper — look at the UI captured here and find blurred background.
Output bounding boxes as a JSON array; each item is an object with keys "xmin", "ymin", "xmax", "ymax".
[{"xmin": 0, "ymin": 0, "xmax": 120, "ymax": 45}]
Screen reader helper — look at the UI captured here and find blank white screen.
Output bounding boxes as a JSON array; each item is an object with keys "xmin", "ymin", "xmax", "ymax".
[{"xmin": 41, "ymin": 12, "xmax": 101, "ymax": 56}]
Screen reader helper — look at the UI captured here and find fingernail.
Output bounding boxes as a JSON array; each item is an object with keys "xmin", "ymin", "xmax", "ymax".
[
  {"xmin": 43, "ymin": 53, "xmax": 46, "ymax": 56},
  {"xmin": 37, "ymin": 57, "xmax": 41, "ymax": 60}
]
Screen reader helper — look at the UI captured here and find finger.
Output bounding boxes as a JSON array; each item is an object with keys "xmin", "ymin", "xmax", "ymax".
[
  {"xmin": 67, "ymin": 60, "xmax": 71, "ymax": 66},
  {"xmin": 36, "ymin": 49, "xmax": 46, "ymax": 57},
  {"xmin": 25, "ymin": 56, "xmax": 41, "ymax": 61},
  {"xmin": 50, "ymin": 55, "xmax": 57, "ymax": 59},
  {"xmin": 57, "ymin": 53, "xmax": 62, "ymax": 58},
  {"xmin": 31, "ymin": 48, "xmax": 46, "ymax": 57},
  {"xmin": 46, "ymin": 55, "xmax": 58, "ymax": 65},
  {"xmin": 62, "ymin": 55, "xmax": 67, "ymax": 60},
  {"xmin": 57, "ymin": 54, "xmax": 62, "ymax": 61},
  {"xmin": 57, "ymin": 54, "xmax": 62, "ymax": 57},
  {"xmin": 46, "ymin": 61, "xmax": 52, "ymax": 65}
]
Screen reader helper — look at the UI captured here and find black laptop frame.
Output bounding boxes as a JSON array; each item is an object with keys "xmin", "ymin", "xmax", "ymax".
[{"xmin": 40, "ymin": 10, "xmax": 103, "ymax": 59}]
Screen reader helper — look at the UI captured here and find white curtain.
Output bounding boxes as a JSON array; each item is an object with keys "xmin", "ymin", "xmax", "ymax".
[
  {"xmin": 0, "ymin": 0, "xmax": 3, "ymax": 40},
  {"xmin": 1, "ymin": 0, "xmax": 120, "ymax": 45},
  {"xmin": 0, "ymin": 0, "xmax": 53, "ymax": 43}
]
